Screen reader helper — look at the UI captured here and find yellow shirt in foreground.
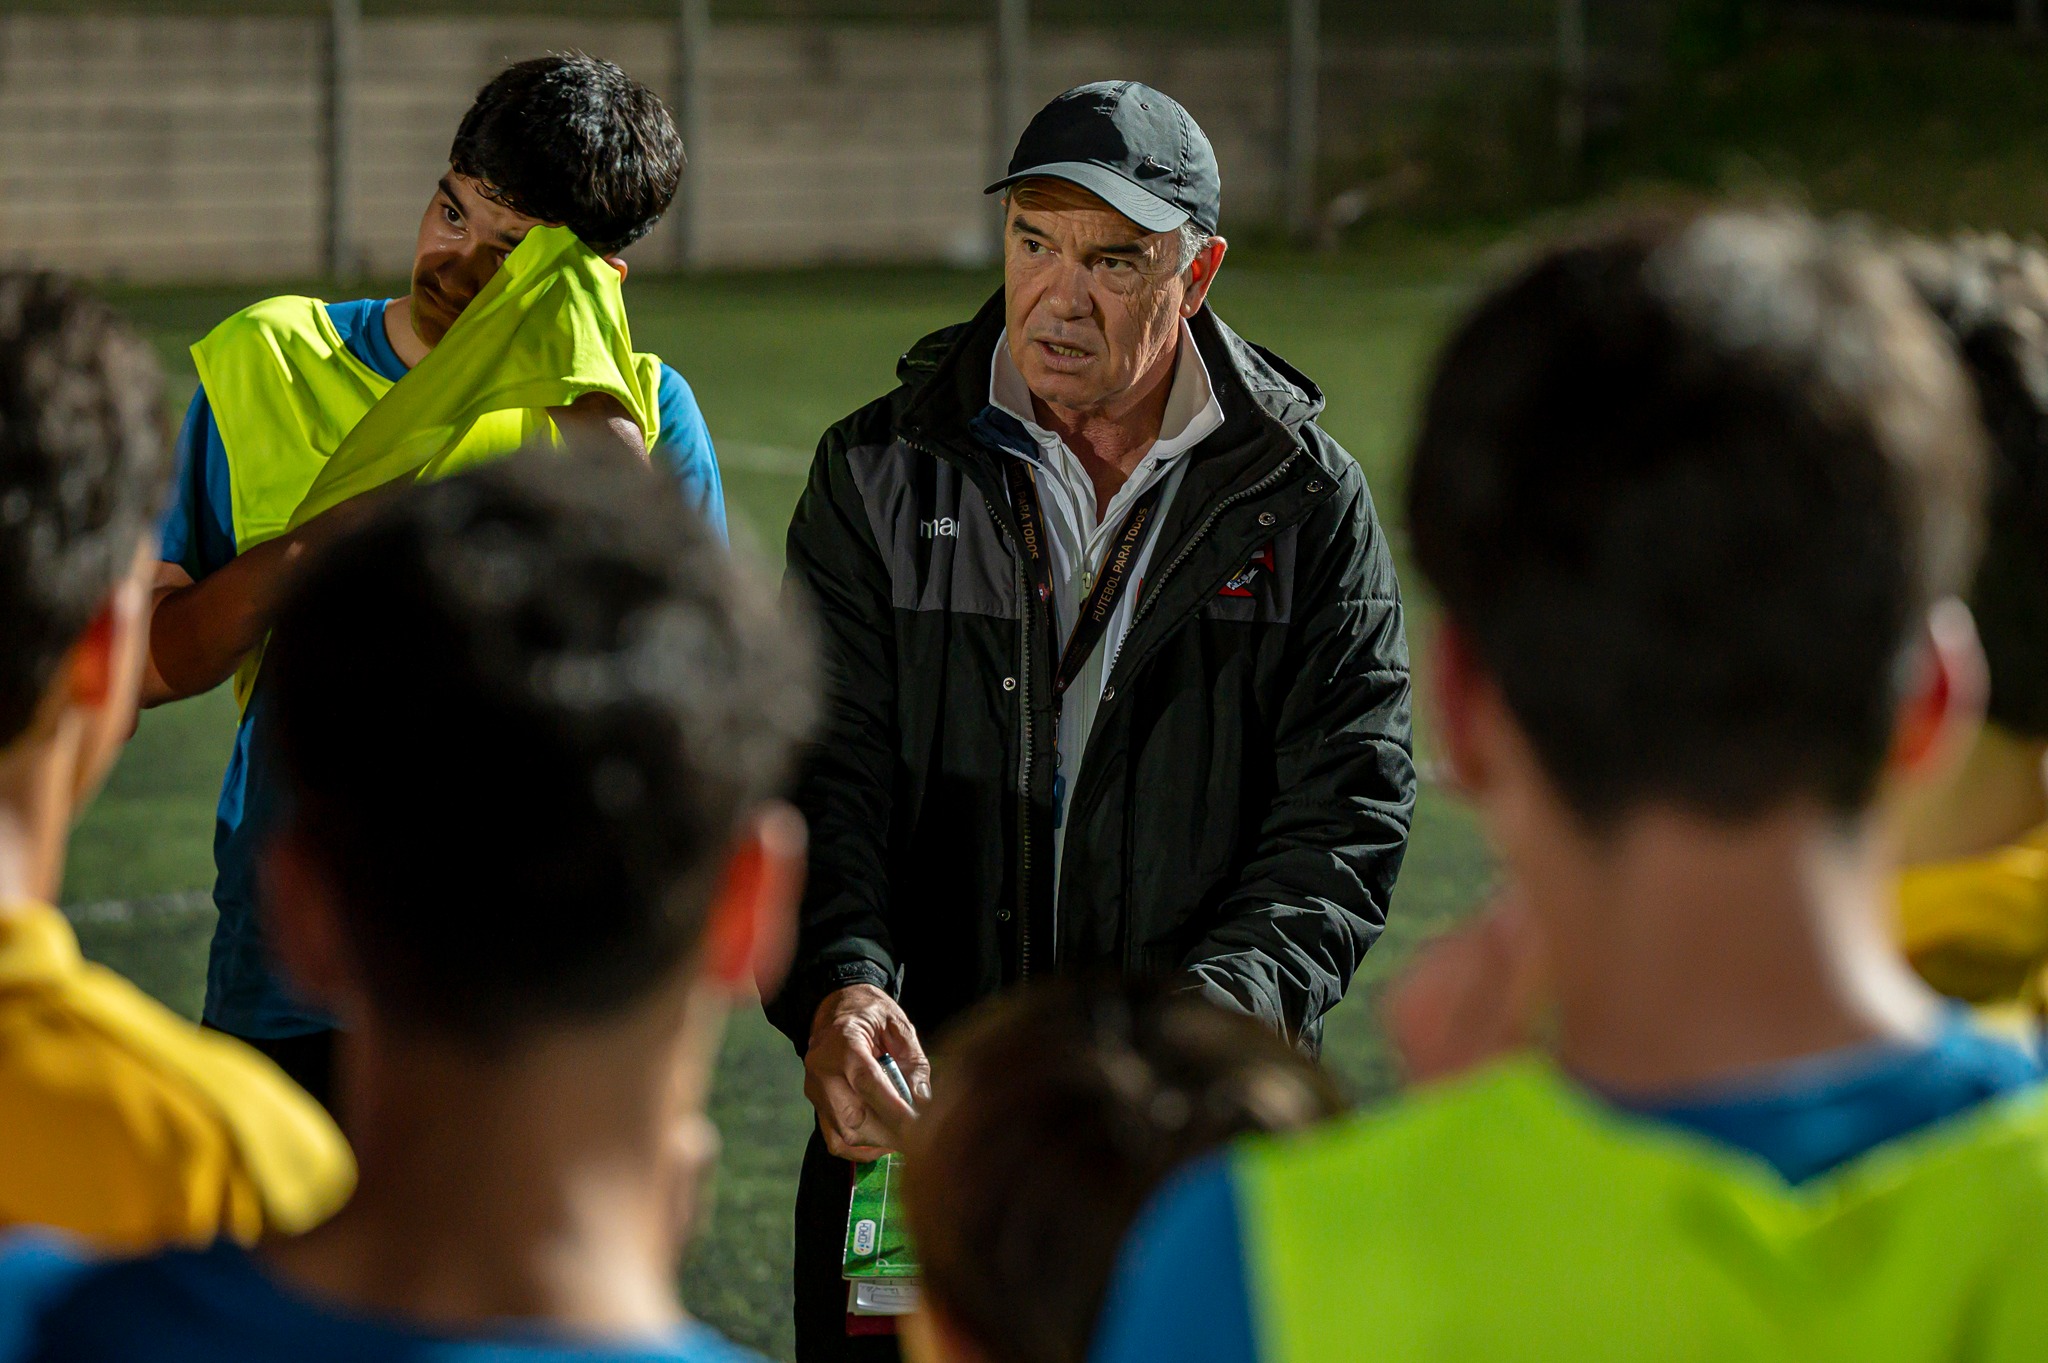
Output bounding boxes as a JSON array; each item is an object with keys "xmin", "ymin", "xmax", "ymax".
[
  {"xmin": 1900, "ymin": 823, "xmax": 2048, "ymax": 1014},
  {"xmin": 0, "ymin": 901, "xmax": 354, "ymax": 1250}
]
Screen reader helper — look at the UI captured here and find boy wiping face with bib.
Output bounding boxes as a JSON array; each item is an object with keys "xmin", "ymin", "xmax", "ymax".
[{"xmin": 141, "ymin": 54, "xmax": 727, "ymax": 1101}]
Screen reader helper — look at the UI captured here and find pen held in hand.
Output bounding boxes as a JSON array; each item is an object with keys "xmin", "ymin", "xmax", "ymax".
[{"xmin": 878, "ymin": 1052, "xmax": 916, "ymax": 1111}]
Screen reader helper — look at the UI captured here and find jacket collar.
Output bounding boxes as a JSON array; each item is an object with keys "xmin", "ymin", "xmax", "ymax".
[{"xmin": 895, "ymin": 288, "xmax": 1326, "ymax": 462}]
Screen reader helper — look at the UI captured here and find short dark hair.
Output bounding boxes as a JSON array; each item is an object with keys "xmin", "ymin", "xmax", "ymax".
[
  {"xmin": 0, "ymin": 272, "xmax": 169, "ymax": 747},
  {"xmin": 1900, "ymin": 236, "xmax": 2048, "ymax": 738},
  {"xmin": 449, "ymin": 53, "xmax": 683, "ymax": 255},
  {"xmin": 266, "ymin": 450, "xmax": 813, "ymax": 1043},
  {"xmin": 1407, "ymin": 211, "xmax": 1985, "ymax": 824},
  {"xmin": 903, "ymin": 978, "xmax": 1343, "ymax": 1363}
]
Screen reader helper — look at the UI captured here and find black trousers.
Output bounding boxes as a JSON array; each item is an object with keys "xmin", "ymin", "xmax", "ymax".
[
  {"xmin": 795, "ymin": 1128, "xmax": 902, "ymax": 1363},
  {"xmin": 209, "ymin": 1025, "xmax": 339, "ymax": 1120}
]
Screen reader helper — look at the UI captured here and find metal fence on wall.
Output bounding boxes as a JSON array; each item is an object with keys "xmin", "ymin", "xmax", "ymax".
[{"xmin": 0, "ymin": 0, "xmax": 1671, "ymax": 282}]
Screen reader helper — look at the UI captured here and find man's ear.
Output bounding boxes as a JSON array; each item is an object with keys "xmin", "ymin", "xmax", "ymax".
[
  {"xmin": 260, "ymin": 823, "xmax": 358, "ymax": 1020},
  {"xmin": 1888, "ymin": 597, "xmax": 1989, "ymax": 783},
  {"xmin": 605, "ymin": 255, "xmax": 629, "ymax": 281},
  {"xmin": 63, "ymin": 602, "xmax": 119, "ymax": 710},
  {"xmin": 698, "ymin": 801, "xmax": 807, "ymax": 998},
  {"xmin": 1179, "ymin": 235, "xmax": 1228, "ymax": 317}
]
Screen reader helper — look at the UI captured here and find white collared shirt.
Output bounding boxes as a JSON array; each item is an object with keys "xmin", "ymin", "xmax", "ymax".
[{"xmin": 989, "ymin": 320, "xmax": 1225, "ymax": 891}]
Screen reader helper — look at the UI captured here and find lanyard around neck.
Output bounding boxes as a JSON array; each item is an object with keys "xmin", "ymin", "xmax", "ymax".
[{"xmin": 1002, "ymin": 456, "xmax": 1166, "ymax": 703}]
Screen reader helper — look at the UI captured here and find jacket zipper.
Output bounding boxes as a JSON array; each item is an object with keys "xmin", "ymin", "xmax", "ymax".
[
  {"xmin": 910, "ymin": 424, "xmax": 1040, "ymax": 982},
  {"xmin": 1108, "ymin": 447, "xmax": 1302, "ymax": 975},
  {"xmin": 1116, "ymin": 449, "xmax": 1303, "ymax": 665},
  {"xmin": 1003, "ymin": 507, "xmax": 1037, "ymax": 981},
  {"xmin": 914, "ymin": 435, "xmax": 1305, "ymax": 984}
]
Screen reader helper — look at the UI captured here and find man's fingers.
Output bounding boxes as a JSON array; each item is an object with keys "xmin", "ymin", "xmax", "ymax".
[
  {"xmin": 848, "ymin": 1055, "xmax": 916, "ymax": 1144},
  {"xmin": 805, "ymin": 1069, "xmax": 869, "ymax": 1146},
  {"xmin": 876, "ymin": 1014, "xmax": 932, "ymax": 1103}
]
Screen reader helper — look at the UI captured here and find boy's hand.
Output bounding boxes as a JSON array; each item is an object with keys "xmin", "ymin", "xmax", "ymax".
[
  {"xmin": 551, "ymin": 391, "xmax": 648, "ymax": 464},
  {"xmin": 804, "ymin": 983, "xmax": 930, "ymax": 1161},
  {"xmin": 142, "ymin": 489, "xmax": 394, "ymax": 707},
  {"xmin": 1384, "ymin": 890, "xmax": 1547, "ymax": 1087}
]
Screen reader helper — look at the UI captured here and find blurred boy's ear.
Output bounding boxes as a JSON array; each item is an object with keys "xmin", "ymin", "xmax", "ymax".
[
  {"xmin": 261, "ymin": 824, "xmax": 358, "ymax": 1021},
  {"xmin": 1887, "ymin": 599, "xmax": 1989, "ymax": 784},
  {"xmin": 62, "ymin": 604, "xmax": 119, "ymax": 709},
  {"xmin": 1430, "ymin": 621, "xmax": 1500, "ymax": 799},
  {"xmin": 698, "ymin": 801, "xmax": 806, "ymax": 998}
]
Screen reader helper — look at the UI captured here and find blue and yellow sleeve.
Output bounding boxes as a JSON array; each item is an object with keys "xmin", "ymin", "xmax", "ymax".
[
  {"xmin": 1091, "ymin": 1153, "xmax": 1262, "ymax": 1363},
  {"xmin": 159, "ymin": 388, "xmax": 238, "ymax": 580},
  {"xmin": 654, "ymin": 363, "xmax": 727, "ymax": 543}
]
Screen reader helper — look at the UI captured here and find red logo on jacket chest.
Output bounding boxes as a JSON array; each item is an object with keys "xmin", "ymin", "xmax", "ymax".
[{"xmin": 1218, "ymin": 543, "xmax": 1276, "ymax": 598}]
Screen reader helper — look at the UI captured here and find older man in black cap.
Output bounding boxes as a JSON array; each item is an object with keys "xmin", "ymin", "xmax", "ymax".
[{"xmin": 770, "ymin": 81, "xmax": 1416, "ymax": 1360}]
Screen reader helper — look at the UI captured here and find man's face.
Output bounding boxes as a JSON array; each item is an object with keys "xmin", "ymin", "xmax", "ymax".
[
  {"xmin": 1002, "ymin": 185, "xmax": 1201, "ymax": 417},
  {"xmin": 408, "ymin": 172, "xmax": 545, "ymax": 348}
]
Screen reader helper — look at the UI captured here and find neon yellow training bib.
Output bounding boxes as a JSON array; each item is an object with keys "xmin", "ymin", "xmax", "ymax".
[
  {"xmin": 189, "ymin": 225, "xmax": 663, "ymax": 709},
  {"xmin": 1236, "ymin": 1056, "xmax": 2048, "ymax": 1362}
]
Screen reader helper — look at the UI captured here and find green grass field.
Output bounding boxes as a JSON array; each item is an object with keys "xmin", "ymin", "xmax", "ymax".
[{"xmin": 67, "ymin": 251, "xmax": 1495, "ymax": 1359}]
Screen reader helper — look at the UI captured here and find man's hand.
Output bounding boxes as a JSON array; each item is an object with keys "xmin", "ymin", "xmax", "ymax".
[
  {"xmin": 803, "ymin": 983, "xmax": 929, "ymax": 1161},
  {"xmin": 1383, "ymin": 890, "xmax": 1547, "ymax": 1087}
]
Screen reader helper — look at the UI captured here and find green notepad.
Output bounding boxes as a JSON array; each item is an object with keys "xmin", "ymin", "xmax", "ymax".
[{"xmin": 843, "ymin": 1154, "xmax": 920, "ymax": 1280}]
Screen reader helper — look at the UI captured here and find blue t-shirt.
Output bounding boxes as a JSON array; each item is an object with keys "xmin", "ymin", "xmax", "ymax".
[
  {"xmin": 0, "ymin": 1234, "xmax": 763, "ymax": 1363},
  {"xmin": 162, "ymin": 297, "xmax": 727, "ymax": 1037},
  {"xmin": 1089, "ymin": 1021, "xmax": 2046, "ymax": 1363}
]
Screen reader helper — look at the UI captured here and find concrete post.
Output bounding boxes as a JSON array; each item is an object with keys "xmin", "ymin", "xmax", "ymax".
[
  {"xmin": 673, "ymin": 0, "xmax": 710, "ymax": 271},
  {"xmin": 990, "ymin": 0, "xmax": 1029, "ymax": 257},
  {"xmin": 326, "ymin": 0, "xmax": 360, "ymax": 281},
  {"xmin": 1284, "ymin": 0, "xmax": 1320, "ymax": 243}
]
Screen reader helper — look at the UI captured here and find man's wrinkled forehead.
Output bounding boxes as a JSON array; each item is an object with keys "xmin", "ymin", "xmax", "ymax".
[{"xmin": 1006, "ymin": 179, "xmax": 1171, "ymax": 255}]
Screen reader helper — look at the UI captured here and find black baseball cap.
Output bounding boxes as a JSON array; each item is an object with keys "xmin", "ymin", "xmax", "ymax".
[{"xmin": 985, "ymin": 81, "xmax": 1221, "ymax": 236}]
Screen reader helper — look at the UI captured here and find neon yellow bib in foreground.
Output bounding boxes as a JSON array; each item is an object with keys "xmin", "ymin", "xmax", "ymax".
[
  {"xmin": 189, "ymin": 226, "xmax": 662, "ymax": 707},
  {"xmin": 1236, "ymin": 1056, "xmax": 2048, "ymax": 1362}
]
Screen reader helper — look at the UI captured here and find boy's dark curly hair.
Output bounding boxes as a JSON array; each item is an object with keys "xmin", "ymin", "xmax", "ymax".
[{"xmin": 450, "ymin": 53, "xmax": 684, "ymax": 256}]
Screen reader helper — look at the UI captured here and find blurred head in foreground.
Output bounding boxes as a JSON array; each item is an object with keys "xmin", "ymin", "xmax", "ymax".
[
  {"xmin": 1411, "ymin": 208, "xmax": 1984, "ymax": 841},
  {"xmin": 0, "ymin": 275, "xmax": 355, "ymax": 1252},
  {"xmin": 1891, "ymin": 235, "xmax": 2048, "ymax": 1001},
  {"xmin": 1899, "ymin": 239, "xmax": 2048, "ymax": 751},
  {"xmin": 0, "ymin": 271, "xmax": 169, "ymax": 823},
  {"xmin": 900, "ymin": 977, "xmax": 1341, "ymax": 1363},
  {"xmin": 1398, "ymin": 207, "xmax": 1990, "ymax": 1081},
  {"xmin": 1087, "ymin": 214, "xmax": 2038, "ymax": 1363},
  {"xmin": 259, "ymin": 449, "xmax": 813, "ymax": 1321}
]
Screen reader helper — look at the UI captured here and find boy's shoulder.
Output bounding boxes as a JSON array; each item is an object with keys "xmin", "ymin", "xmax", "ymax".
[
  {"xmin": 1226, "ymin": 1056, "xmax": 2048, "ymax": 1361},
  {"xmin": 0, "ymin": 903, "xmax": 354, "ymax": 1246},
  {"xmin": 1235, "ymin": 1051, "xmax": 2048, "ymax": 1224},
  {"xmin": 196, "ymin": 295, "xmax": 336, "ymax": 353},
  {"xmin": 0, "ymin": 1235, "xmax": 772, "ymax": 1363}
]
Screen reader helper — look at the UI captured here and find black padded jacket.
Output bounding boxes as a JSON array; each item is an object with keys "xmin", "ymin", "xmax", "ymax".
[{"xmin": 766, "ymin": 291, "xmax": 1416, "ymax": 1053}]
